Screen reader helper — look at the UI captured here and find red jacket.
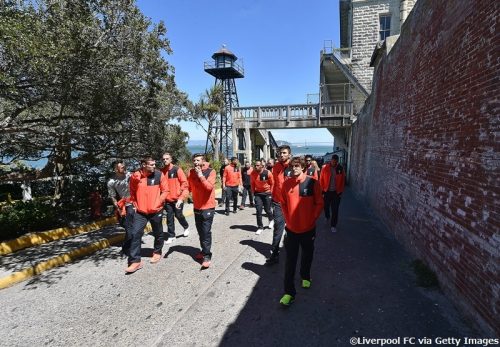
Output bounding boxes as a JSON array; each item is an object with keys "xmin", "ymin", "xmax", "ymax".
[
  {"xmin": 319, "ymin": 163, "xmax": 346, "ymax": 193},
  {"xmin": 271, "ymin": 160, "xmax": 292, "ymax": 204},
  {"xmin": 223, "ymin": 164, "xmax": 242, "ymax": 187},
  {"xmin": 250, "ymin": 169, "xmax": 274, "ymax": 194},
  {"xmin": 305, "ymin": 164, "xmax": 319, "ymax": 180},
  {"xmin": 161, "ymin": 164, "xmax": 189, "ymax": 202},
  {"xmin": 129, "ymin": 169, "xmax": 169, "ymax": 214},
  {"xmin": 188, "ymin": 162, "xmax": 216, "ymax": 210},
  {"xmin": 281, "ymin": 173, "xmax": 324, "ymax": 233}
]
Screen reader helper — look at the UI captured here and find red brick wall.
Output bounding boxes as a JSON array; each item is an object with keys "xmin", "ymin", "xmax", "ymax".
[{"xmin": 350, "ymin": 0, "xmax": 499, "ymax": 335}]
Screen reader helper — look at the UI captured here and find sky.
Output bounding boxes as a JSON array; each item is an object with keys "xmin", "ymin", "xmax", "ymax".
[{"xmin": 136, "ymin": 0, "xmax": 341, "ymax": 144}]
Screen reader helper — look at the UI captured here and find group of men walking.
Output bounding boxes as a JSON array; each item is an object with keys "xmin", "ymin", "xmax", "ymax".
[{"xmin": 107, "ymin": 146, "xmax": 345, "ymax": 307}]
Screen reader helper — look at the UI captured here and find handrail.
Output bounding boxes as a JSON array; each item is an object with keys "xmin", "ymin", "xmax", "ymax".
[{"xmin": 233, "ymin": 102, "xmax": 353, "ymax": 121}]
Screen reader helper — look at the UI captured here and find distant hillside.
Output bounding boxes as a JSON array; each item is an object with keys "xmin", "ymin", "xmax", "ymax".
[{"xmin": 275, "ymin": 140, "xmax": 291, "ymax": 146}]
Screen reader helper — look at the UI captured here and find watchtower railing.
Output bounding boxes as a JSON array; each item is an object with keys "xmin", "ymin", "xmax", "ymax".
[{"xmin": 233, "ymin": 102, "xmax": 353, "ymax": 122}]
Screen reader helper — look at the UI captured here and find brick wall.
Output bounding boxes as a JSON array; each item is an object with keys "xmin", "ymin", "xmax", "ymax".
[{"xmin": 350, "ymin": 0, "xmax": 499, "ymax": 335}]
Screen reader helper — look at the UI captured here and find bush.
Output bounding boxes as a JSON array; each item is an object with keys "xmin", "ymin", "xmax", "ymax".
[{"xmin": 0, "ymin": 200, "xmax": 62, "ymax": 241}]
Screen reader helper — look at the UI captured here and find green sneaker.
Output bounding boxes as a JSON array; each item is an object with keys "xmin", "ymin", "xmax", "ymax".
[
  {"xmin": 302, "ymin": 279, "xmax": 311, "ymax": 289},
  {"xmin": 279, "ymin": 294, "xmax": 295, "ymax": 306}
]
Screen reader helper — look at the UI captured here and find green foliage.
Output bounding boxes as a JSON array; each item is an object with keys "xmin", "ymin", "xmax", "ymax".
[
  {"xmin": 0, "ymin": 200, "xmax": 61, "ymax": 241},
  {"xmin": 0, "ymin": 0, "xmax": 192, "ymax": 198}
]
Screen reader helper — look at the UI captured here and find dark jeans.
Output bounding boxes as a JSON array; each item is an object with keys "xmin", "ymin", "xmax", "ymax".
[
  {"xmin": 120, "ymin": 205, "xmax": 135, "ymax": 255},
  {"xmin": 194, "ymin": 208, "xmax": 215, "ymax": 260},
  {"xmin": 220, "ymin": 185, "xmax": 226, "ymax": 204},
  {"xmin": 254, "ymin": 193, "xmax": 273, "ymax": 228},
  {"xmin": 323, "ymin": 191, "xmax": 342, "ymax": 227},
  {"xmin": 241, "ymin": 185, "xmax": 253, "ymax": 206},
  {"xmin": 164, "ymin": 201, "xmax": 189, "ymax": 239},
  {"xmin": 271, "ymin": 201, "xmax": 285, "ymax": 256},
  {"xmin": 225, "ymin": 186, "xmax": 239, "ymax": 212},
  {"xmin": 284, "ymin": 227, "xmax": 316, "ymax": 297},
  {"xmin": 128, "ymin": 210, "xmax": 164, "ymax": 264}
]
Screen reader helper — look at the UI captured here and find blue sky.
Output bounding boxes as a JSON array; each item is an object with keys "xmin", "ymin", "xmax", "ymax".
[{"xmin": 137, "ymin": 0, "xmax": 341, "ymax": 144}]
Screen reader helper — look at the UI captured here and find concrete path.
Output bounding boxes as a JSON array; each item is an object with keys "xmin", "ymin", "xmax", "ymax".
[{"xmin": 0, "ymin": 189, "xmax": 478, "ymax": 346}]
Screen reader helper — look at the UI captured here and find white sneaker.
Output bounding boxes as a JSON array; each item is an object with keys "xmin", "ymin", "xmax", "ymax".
[
  {"xmin": 256, "ymin": 228, "xmax": 264, "ymax": 235},
  {"xmin": 268, "ymin": 220, "xmax": 274, "ymax": 230},
  {"xmin": 331, "ymin": 227, "xmax": 337, "ymax": 233},
  {"xmin": 165, "ymin": 237, "xmax": 176, "ymax": 244},
  {"xmin": 183, "ymin": 228, "xmax": 190, "ymax": 237}
]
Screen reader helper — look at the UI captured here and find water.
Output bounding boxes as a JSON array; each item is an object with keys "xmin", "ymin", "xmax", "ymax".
[{"xmin": 186, "ymin": 144, "xmax": 334, "ymax": 159}]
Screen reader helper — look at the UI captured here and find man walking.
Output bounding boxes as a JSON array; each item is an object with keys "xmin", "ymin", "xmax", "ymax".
[
  {"xmin": 188, "ymin": 153, "xmax": 216, "ymax": 269},
  {"xmin": 161, "ymin": 152, "xmax": 190, "ymax": 244},
  {"xmin": 319, "ymin": 154, "xmax": 346, "ymax": 233},
  {"xmin": 126, "ymin": 157, "xmax": 169, "ymax": 273},
  {"xmin": 240, "ymin": 161, "xmax": 254, "ymax": 208},
  {"xmin": 279, "ymin": 156, "xmax": 323, "ymax": 306},
  {"xmin": 266, "ymin": 145, "xmax": 293, "ymax": 265},
  {"xmin": 107, "ymin": 160, "xmax": 133, "ymax": 255},
  {"xmin": 223, "ymin": 157, "xmax": 242, "ymax": 215},
  {"xmin": 250, "ymin": 161, "xmax": 274, "ymax": 235}
]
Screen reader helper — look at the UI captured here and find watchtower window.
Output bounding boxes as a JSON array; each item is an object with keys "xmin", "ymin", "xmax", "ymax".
[{"xmin": 379, "ymin": 14, "xmax": 391, "ymax": 41}]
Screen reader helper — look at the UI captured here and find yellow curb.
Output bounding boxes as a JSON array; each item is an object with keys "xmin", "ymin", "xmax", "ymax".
[
  {"xmin": 0, "ymin": 217, "xmax": 118, "ymax": 256},
  {"xmin": 0, "ymin": 233, "xmax": 125, "ymax": 290},
  {"xmin": 0, "ymin": 190, "xmax": 222, "ymax": 256}
]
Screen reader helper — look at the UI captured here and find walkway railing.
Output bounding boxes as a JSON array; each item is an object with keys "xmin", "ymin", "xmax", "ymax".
[{"xmin": 233, "ymin": 102, "xmax": 353, "ymax": 122}]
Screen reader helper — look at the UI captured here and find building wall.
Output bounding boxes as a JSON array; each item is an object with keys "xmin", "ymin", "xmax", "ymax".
[
  {"xmin": 349, "ymin": 0, "xmax": 417, "ymax": 92},
  {"xmin": 350, "ymin": 0, "xmax": 499, "ymax": 335}
]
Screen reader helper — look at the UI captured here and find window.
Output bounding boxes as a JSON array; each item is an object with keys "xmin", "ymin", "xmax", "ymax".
[{"xmin": 379, "ymin": 15, "xmax": 391, "ymax": 41}]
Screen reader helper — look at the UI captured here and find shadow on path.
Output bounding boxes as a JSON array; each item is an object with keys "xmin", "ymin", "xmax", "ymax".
[{"xmin": 219, "ymin": 188, "xmax": 477, "ymax": 347}]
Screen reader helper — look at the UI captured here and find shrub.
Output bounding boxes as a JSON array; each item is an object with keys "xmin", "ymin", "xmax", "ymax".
[{"xmin": 0, "ymin": 200, "xmax": 61, "ymax": 241}]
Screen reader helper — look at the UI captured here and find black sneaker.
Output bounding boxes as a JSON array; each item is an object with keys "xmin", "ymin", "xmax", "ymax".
[{"xmin": 225, "ymin": 211, "xmax": 230, "ymax": 216}]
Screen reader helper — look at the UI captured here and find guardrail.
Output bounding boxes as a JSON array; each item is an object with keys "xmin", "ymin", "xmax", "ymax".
[{"xmin": 233, "ymin": 102, "xmax": 353, "ymax": 122}]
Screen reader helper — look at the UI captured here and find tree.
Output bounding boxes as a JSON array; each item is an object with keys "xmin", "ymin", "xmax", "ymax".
[
  {"xmin": 191, "ymin": 85, "xmax": 224, "ymax": 160},
  {"xmin": 0, "ymin": 0, "xmax": 191, "ymax": 200}
]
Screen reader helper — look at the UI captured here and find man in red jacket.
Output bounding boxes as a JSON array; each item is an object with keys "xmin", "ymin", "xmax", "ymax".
[
  {"xmin": 223, "ymin": 156, "xmax": 242, "ymax": 215},
  {"xmin": 187, "ymin": 153, "xmax": 216, "ymax": 269},
  {"xmin": 279, "ymin": 156, "xmax": 323, "ymax": 306},
  {"xmin": 250, "ymin": 161, "xmax": 274, "ymax": 235},
  {"xmin": 161, "ymin": 152, "xmax": 190, "ymax": 244},
  {"xmin": 304, "ymin": 155, "xmax": 319, "ymax": 180},
  {"xmin": 319, "ymin": 154, "xmax": 346, "ymax": 233},
  {"xmin": 266, "ymin": 145, "xmax": 293, "ymax": 265},
  {"xmin": 126, "ymin": 157, "xmax": 169, "ymax": 273}
]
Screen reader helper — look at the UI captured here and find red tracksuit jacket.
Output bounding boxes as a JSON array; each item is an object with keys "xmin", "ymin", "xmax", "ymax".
[
  {"xmin": 129, "ymin": 169, "xmax": 169, "ymax": 214},
  {"xmin": 271, "ymin": 160, "xmax": 293, "ymax": 204},
  {"xmin": 319, "ymin": 163, "xmax": 346, "ymax": 193},
  {"xmin": 161, "ymin": 164, "xmax": 189, "ymax": 202},
  {"xmin": 281, "ymin": 172, "xmax": 324, "ymax": 233},
  {"xmin": 188, "ymin": 162, "xmax": 216, "ymax": 210},
  {"xmin": 223, "ymin": 164, "xmax": 242, "ymax": 187},
  {"xmin": 250, "ymin": 169, "xmax": 274, "ymax": 194}
]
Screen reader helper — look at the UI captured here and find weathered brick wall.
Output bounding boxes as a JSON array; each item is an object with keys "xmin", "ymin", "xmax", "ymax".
[{"xmin": 350, "ymin": 0, "xmax": 499, "ymax": 335}]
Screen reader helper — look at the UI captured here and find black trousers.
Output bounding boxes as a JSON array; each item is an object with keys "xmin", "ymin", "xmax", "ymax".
[
  {"xmin": 284, "ymin": 227, "xmax": 316, "ymax": 297},
  {"xmin": 241, "ymin": 185, "xmax": 253, "ymax": 206},
  {"xmin": 225, "ymin": 186, "xmax": 239, "ymax": 212},
  {"xmin": 271, "ymin": 201, "xmax": 285, "ymax": 255},
  {"xmin": 323, "ymin": 191, "xmax": 342, "ymax": 227},
  {"xmin": 194, "ymin": 208, "xmax": 215, "ymax": 260},
  {"xmin": 128, "ymin": 210, "xmax": 164, "ymax": 263},
  {"xmin": 254, "ymin": 193, "xmax": 273, "ymax": 228},
  {"xmin": 164, "ymin": 201, "xmax": 189, "ymax": 239}
]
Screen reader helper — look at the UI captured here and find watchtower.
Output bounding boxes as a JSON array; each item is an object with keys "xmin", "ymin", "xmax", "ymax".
[{"xmin": 204, "ymin": 45, "xmax": 244, "ymax": 158}]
